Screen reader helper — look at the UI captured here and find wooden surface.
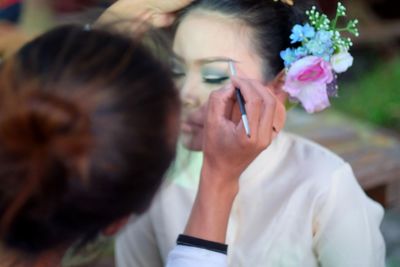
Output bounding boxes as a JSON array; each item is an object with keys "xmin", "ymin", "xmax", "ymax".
[{"xmin": 286, "ymin": 110, "xmax": 400, "ymax": 206}]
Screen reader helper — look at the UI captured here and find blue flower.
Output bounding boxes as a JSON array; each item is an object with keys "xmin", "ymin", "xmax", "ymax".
[
  {"xmin": 290, "ymin": 23, "xmax": 316, "ymax": 44},
  {"xmin": 280, "ymin": 48, "xmax": 296, "ymax": 67},
  {"xmin": 315, "ymin": 30, "xmax": 333, "ymax": 43},
  {"xmin": 290, "ymin": 25, "xmax": 304, "ymax": 43},
  {"xmin": 303, "ymin": 23, "xmax": 316, "ymax": 39},
  {"xmin": 294, "ymin": 47, "xmax": 308, "ymax": 58},
  {"xmin": 305, "ymin": 39, "xmax": 325, "ymax": 56},
  {"xmin": 304, "ymin": 30, "xmax": 334, "ymax": 60}
]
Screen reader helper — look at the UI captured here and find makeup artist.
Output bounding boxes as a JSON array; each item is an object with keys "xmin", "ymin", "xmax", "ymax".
[{"xmin": 0, "ymin": 0, "xmax": 279, "ymax": 266}]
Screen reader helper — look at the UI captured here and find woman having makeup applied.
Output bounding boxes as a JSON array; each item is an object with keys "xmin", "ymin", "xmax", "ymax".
[{"xmin": 117, "ymin": 1, "xmax": 386, "ymax": 267}]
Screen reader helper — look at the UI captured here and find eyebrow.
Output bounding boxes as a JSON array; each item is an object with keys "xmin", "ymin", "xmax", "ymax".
[
  {"xmin": 173, "ymin": 55, "xmax": 239, "ymax": 65},
  {"xmin": 197, "ymin": 57, "xmax": 239, "ymax": 64}
]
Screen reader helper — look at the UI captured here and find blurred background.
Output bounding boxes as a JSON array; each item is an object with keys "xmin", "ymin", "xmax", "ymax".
[{"xmin": 1, "ymin": 0, "xmax": 399, "ymax": 266}]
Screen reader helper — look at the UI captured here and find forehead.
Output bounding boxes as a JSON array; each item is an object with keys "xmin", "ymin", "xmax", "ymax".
[{"xmin": 173, "ymin": 10, "xmax": 261, "ymax": 67}]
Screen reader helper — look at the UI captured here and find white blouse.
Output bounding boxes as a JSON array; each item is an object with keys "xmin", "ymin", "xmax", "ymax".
[{"xmin": 116, "ymin": 131, "xmax": 386, "ymax": 267}]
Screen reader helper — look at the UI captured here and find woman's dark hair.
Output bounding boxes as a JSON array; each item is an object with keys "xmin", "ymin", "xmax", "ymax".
[
  {"xmin": 178, "ymin": 0, "xmax": 318, "ymax": 80},
  {"xmin": 0, "ymin": 24, "xmax": 179, "ymax": 254}
]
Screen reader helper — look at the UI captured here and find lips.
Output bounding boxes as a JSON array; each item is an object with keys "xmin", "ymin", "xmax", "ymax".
[
  {"xmin": 181, "ymin": 110, "xmax": 205, "ymax": 134},
  {"xmin": 181, "ymin": 119, "xmax": 203, "ymax": 134}
]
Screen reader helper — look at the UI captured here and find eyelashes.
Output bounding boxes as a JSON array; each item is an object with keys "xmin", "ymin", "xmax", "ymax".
[
  {"xmin": 202, "ymin": 76, "xmax": 229, "ymax": 84},
  {"xmin": 172, "ymin": 71, "xmax": 230, "ymax": 85}
]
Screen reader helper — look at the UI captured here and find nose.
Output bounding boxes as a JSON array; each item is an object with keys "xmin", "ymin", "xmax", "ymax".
[{"xmin": 180, "ymin": 79, "xmax": 201, "ymax": 109}]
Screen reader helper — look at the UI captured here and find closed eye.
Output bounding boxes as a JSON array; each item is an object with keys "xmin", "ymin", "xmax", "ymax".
[{"xmin": 203, "ymin": 76, "xmax": 229, "ymax": 84}]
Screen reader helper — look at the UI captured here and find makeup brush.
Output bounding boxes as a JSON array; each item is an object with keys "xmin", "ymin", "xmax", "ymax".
[{"xmin": 229, "ymin": 61, "xmax": 251, "ymax": 137}]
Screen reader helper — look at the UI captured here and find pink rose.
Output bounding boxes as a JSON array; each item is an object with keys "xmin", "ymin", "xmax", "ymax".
[{"xmin": 283, "ymin": 56, "xmax": 333, "ymax": 113}]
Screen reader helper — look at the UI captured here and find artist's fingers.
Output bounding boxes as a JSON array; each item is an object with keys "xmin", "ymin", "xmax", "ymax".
[
  {"xmin": 150, "ymin": 13, "xmax": 177, "ymax": 28},
  {"xmin": 153, "ymin": 0, "xmax": 196, "ymax": 13},
  {"xmin": 207, "ymin": 84, "xmax": 236, "ymax": 124},
  {"xmin": 221, "ymin": 83, "xmax": 241, "ymax": 123},
  {"xmin": 166, "ymin": 0, "xmax": 196, "ymax": 11},
  {"xmin": 232, "ymin": 68, "xmax": 270, "ymax": 124},
  {"xmin": 231, "ymin": 77, "xmax": 264, "ymax": 138},
  {"xmin": 230, "ymin": 97, "xmax": 242, "ymax": 125},
  {"xmin": 241, "ymin": 79, "xmax": 277, "ymax": 142},
  {"xmin": 234, "ymin": 67, "xmax": 284, "ymax": 137},
  {"xmin": 175, "ymin": 0, "xmax": 196, "ymax": 9},
  {"xmin": 206, "ymin": 84, "xmax": 249, "ymax": 142}
]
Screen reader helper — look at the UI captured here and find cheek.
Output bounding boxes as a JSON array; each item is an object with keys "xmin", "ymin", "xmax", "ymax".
[
  {"xmin": 178, "ymin": 76, "xmax": 214, "ymax": 107},
  {"xmin": 196, "ymin": 84, "xmax": 216, "ymax": 106}
]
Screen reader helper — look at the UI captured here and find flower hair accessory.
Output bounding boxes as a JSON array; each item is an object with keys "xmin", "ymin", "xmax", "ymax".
[{"xmin": 280, "ymin": 2, "xmax": 359, "ymax": 113}]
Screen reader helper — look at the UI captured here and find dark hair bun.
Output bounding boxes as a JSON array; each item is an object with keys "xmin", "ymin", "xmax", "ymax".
[
  {"xmin": 0, "ymin": 25, "xmax": 178, "ymax": 254},
  {"xmin": 0, "ymin": 63, "xmax": 92, "ymax": 236},
  {"xmin": 0, "ymin": 90, "xmax": 91, "ymax": 160}
]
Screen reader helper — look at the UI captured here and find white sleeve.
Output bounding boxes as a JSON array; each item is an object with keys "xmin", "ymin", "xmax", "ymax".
[
  {"xmin": 115, "ymin": 212, "xmax": 163, "ymax": 267},
  {"xmin": 313, "ymin": 163, "xmax": 386, "ymax": 267},
  {"xmin": 166, "ymin": 245, "xmax": 228, "ymax": 267}
]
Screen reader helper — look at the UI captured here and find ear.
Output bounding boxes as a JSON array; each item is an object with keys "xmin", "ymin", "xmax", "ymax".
[
  {"xmin": 102, "ymin": 216, "xmax": 131, "ymax": 236},
  {"xmin": 269, "ymin": 70, "xmax": 288, "ymax": 104},
  {"xmin": 266, "ymin": 70, "xmax": 287, "ymax": 138}
]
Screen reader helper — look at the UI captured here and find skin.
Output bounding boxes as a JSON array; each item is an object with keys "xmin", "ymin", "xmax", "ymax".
[
  {"xmin": 0, "ymin": 23, "xmax": 31, "ymax": 58},
  {"xmin": 173, "ymin": 10, "xmax": 287, "ymax": 151}
]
